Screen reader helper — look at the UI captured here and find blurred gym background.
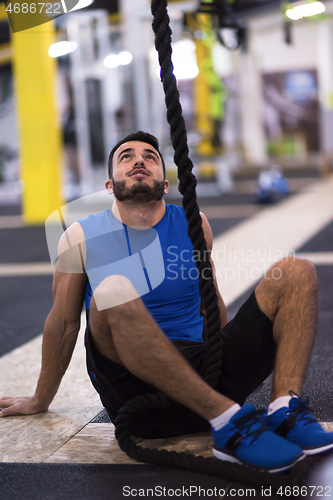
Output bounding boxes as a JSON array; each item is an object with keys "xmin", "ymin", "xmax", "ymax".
[{"xmin": 0, "ymin": 0, "xmax": 332, "ymax": 218}]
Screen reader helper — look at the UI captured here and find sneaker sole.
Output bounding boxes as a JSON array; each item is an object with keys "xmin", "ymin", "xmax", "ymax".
[
  {"xmin": 302, "ymin": 442, "xmax": 333, "ymax": 455},
  {"xmin": 213, "ymin": 447, "xmax": 305, "ymax": 473}
]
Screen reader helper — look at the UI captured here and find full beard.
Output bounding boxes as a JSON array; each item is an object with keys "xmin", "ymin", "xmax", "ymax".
[{"xmin": 113, "ymin": 179, "xmax": 165, "ymax": 204}]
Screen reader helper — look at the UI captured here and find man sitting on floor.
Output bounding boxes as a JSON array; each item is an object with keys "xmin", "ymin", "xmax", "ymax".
[{"xmin": 1, "ymin": 131, "xmax": 333, "ymax": 472}]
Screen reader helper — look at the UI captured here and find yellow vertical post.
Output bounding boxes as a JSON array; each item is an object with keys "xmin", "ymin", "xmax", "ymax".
[
  {"xmin": 0, "ymin": 3, "xmax": 7, "ymax": 21},
  {"xmin": 192, "ymin": 13, "xmax": 215, "ymax": 157},
  {"xmin": 12, "ymin": 22, "xmax": 63, "ymax": 224}
]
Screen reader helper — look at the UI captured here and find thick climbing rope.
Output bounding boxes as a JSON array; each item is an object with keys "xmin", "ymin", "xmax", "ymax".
[
  {"xmin": 151, "ymin": 0, "xmax": 224, "ymax": 389},
  {"xmin": 114, "ymin": 0, "xmax": 324, "ymax": 490}
]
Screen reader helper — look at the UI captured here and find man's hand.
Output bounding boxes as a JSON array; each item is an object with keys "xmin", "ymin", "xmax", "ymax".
[{"xmin": 0, "ymin": 396, "xmax": 47, "ymax": 417}]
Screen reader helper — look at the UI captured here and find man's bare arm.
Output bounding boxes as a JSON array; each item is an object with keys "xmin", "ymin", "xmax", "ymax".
[
  {"xmin": 0, "ymin": 223, "xmax": 87, "ymax": 417},
  {"xmin": 200, "ymin": 213, "xmax": 228, "ymax": 333}
]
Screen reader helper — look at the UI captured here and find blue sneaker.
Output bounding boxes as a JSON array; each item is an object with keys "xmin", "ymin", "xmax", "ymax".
[
  {"xmin": 212, "ymin": 404, "xmax": 304, "ymax": 472},
  {"xmin": 266, "ymin": 393, "xmax": 333, "ymax": 455}
]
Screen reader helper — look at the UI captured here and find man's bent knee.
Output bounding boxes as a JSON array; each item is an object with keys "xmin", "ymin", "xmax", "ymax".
[
  {"xmin": 269, "ymin": 257, "xmax": 318, "ymax": 290},
  {"xmin": 93, "ymin": 275, "xmax": 140, "ymax": 311},
  {"xmin": 256, "ymin": 257, "xmax": 318, "ymax": 321}
]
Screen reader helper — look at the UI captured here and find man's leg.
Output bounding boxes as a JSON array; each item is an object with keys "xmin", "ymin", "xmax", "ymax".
[
  {"xmin": 88, "ymin": 274, "xmax": 305, "ymax": 470},
  {"xmin": 255, "ymin": 256, "xmax": 318, "ymax": 401},
  {"xmin": 89, "ymin": 275, "xmax": 234, "ymax": 422},
  {"xmin": 255, "ymin": 257, "xmax": 333, "ymax": 455}
]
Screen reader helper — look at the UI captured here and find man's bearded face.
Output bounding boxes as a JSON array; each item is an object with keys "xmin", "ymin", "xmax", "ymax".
[{"xmin": 112, "ymin": 178, "xmax": 165, "ymax": 204}]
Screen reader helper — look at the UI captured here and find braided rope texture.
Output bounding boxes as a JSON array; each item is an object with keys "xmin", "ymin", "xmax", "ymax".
[
  {"xmin": 114, "ymin": 0, "xmax": 326, "ymax": 488},
  {"xmin": 151, "ymin": 0, "xmax": 223, "ymax": 388}
]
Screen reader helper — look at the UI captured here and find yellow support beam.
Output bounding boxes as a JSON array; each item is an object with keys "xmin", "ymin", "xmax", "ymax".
[
  {"xmin": 194, "ymin": 21, "xmax": 213, "ymax": 156},
  {"xmin": 0, "ymin": 3, "xmax": 7, "ymax": 21},
  {"xmin": 192, "ymin": 12, "xmax": 218, "ymax": 156},
  {"xmin": 12, "ymin": 22, "xmax": 63, "ymax": 225}
]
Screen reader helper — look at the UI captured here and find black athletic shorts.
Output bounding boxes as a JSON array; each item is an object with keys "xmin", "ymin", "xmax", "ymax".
[{"xmin": 84, "ymin": 290, "xmax": 276, "ymax": 438}]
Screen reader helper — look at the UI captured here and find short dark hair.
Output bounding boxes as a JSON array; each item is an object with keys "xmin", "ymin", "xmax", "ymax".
[{"xmin": 107, "ymin": 131, "xmax": 166, "ymax": 179}]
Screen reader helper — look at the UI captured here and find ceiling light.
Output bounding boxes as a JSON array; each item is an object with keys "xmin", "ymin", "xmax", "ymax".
[
  {"xmin": 118, "ymin": 51, "xmax": 133, "ymax": 66},
  {"xmin": 48, "ymin": 41, "xmax": 77, "ymax": 58},
  {"xmin": 286, "ymin": 1, "xmax": 325, "ymax": 20},
  {"xmin": 103, "ymin": 52, "xmax": 133, "ymax": 69},
  {"xmin": 103, "ymin": 54, "xmax": 120, "ymax": 68}
]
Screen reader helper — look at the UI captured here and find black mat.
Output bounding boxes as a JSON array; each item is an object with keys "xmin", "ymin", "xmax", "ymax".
[
  {"xmin": 0, "ymin": 203, "xmax": 22, "ymax": 216},
  {"xmin": 0, "ymin": 276, "xmax": 53, "ymax": 357},
  {"xmin": 0, "ymin": 226, "xmax": 50, "ymax": 263},
  {"xmin": 0, "ymin": 456, "xmax": 332, "ymax": 500},
  {"xmin": 206, "ymin": 217, "xmax": 247, "ymax": 237},
  {"xmin": 170, "ymin": 189, "xmax": 307, "ymax": 207},
  {"xmin": 0, "ymin": 463, "xmax": 237, "ymax": 500},
  {"xmin": 298, "ymin": 220, "xmax": 333, "ymax": 253}
]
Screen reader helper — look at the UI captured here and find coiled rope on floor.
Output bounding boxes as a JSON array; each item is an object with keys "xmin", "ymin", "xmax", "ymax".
[
  {"xmin": 114, "ymin": 0, "xmax": 323, "ymax": 490},
  {"xmin": 115, "ymin": 391, "xmax": 328, "ymax": 489}
]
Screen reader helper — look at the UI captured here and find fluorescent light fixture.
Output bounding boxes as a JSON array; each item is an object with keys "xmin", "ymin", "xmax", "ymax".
[
  {"xmin": 70, "ymin": 0, "xmax": 94, "ymax": 11},
  {"xmin": 286, "ymin": 1, "xmax": 325, "ymax": 20},
  {"xmin": 48, "ymin": 41, "xmax": 77, "ymax": 58},
  {"xmin": 103, "ymin": 54, "xmax": 119, "ymax": 68},
  {"xmin": 103, "ymin": 51, "xmax": 133, "ymax": 69},
  {"xmin": 118, "ymin": 51, "xmax": 133, "ymax": 66}
]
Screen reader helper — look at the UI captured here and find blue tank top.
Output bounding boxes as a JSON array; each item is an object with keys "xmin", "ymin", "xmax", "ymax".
[{"xmin": 78, "ymin": 204, "xmax": 204, "ymax": 342}]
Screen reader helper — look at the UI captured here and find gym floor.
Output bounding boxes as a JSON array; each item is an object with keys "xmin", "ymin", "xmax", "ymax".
[{"xmin": 0, "ymin": 170, "xmax": 333, "ymax": 499}]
